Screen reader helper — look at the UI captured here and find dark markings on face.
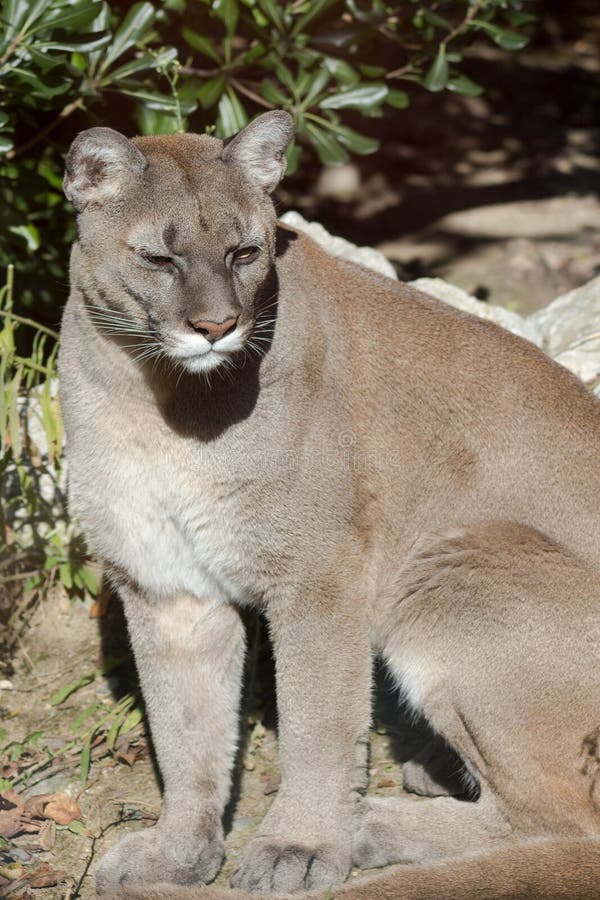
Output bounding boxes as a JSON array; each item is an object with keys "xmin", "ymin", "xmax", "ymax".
[
  {"xmin": 89, "ymin": 275, "xmax": 108, "ymax": 306},
  {"xmin": 197, "ymin": 204, "xmax": 209, "ymax": 232},
  {"xmin": 162, "ymin": 223, "xmax": 177, "ymax": 249},
  {"xmin": 119, "ymin": 278, "xmax": 152, "ymax": 316},
  {"xmin": 232, "ymin": 216, "xmax": 244, "ymax": 241}
]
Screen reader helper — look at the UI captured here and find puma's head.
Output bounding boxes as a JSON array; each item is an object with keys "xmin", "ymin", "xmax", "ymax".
[{"xmin": 63, "ymin": 111, "xmax": 294, "ymax": 374}]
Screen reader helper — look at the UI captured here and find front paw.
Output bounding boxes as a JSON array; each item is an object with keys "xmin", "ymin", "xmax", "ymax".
[
  {"xmin": 96, "ymin": 823, "xmax": 224, "ymax": 894},
  {"xmin": 230, "ymin": 835, "xmax": 350, "ymax": 894}
]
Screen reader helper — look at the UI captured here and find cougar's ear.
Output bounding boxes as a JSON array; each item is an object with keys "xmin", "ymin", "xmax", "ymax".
[
  {"xmin": 63, "ymin": 127, "xmax": 147, "ymax": 211},
  {"xmin": 221, "ymin": 110, "xmax": 294, "ymax": 193}
]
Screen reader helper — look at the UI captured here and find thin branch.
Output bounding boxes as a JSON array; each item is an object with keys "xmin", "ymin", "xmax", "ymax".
[
  {"xmin": 6, "ymin": 97, "xmax": 84, "ymax": 160},
  {"xmin": 229, "ymin": 77, "xmax": 275, "ymax": 110}
]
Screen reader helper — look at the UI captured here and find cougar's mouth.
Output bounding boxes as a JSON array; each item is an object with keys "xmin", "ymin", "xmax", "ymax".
[{"xmin": 168, "ymin": 326, "xmax": 247, "ymax": 374}]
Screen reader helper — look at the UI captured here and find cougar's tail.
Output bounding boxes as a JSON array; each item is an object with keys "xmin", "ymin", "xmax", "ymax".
[
  {"xmin": 102, "ymin": 836, "xmax": 600, "ymax": 900},
  {"xmin": 333, "ymin": 836, "xmax": 600, "ymax": 900}
]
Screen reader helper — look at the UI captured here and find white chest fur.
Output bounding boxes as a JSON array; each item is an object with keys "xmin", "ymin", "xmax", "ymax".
[{"xmin": 71, "ymin": 429, "xmax": 249, "ymax": 603}]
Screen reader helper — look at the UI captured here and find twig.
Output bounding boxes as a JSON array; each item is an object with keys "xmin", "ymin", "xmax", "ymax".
[
  {"xmin": 229, "ymin": 77, "xmax": 275, "ymax": 110},
  {"xmin": 6, "ymin": 98, "xmax": 84, "ymax": 160}
]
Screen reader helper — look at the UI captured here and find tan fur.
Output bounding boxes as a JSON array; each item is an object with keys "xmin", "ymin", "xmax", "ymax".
[{"xmin": 58, "ymin": 113, "xmax": 600, "ymax": 899}]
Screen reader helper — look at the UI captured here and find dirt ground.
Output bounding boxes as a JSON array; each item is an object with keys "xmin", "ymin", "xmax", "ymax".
[
  {"xmin": 1, "ymin": 590, "xmax": 433, "ymax": 899},
  {"xmin": 2, "ymin": 3, "xmax": 600, "ymax": 898}
]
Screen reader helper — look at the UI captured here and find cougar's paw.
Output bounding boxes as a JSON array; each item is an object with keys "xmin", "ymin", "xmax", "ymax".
[
  {"xmin": 95, "ymin": 824, "xmax": 224, "ymax": 894},
  {"xmin": 351, "ymin": 798, "xmax": 395, "ymax": 870},
  {"xmin": 230, "ymin": 836, "xmax": 350, "ymax": 894}
]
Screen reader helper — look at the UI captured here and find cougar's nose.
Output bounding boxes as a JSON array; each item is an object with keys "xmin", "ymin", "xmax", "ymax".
[{"xmin": 187, "ymin": 316, "xmax": 238, "ymax": 342}]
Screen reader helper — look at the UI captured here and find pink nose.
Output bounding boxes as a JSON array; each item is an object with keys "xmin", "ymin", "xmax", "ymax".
[{"xmin": 187, "ymin": 316, "xmax": 238, "ymax": 343}]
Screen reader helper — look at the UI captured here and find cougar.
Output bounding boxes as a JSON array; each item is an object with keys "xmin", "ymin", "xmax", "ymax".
[{"xmin": 58, "ymin": 111, "xmax": 600, "ymax": 899}]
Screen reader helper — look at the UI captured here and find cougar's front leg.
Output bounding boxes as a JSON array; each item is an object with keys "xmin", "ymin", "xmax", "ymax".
[
  {"xmin": 96, "ymin": 584, "xmax": 245, "ymax": 894},
  {"xmin": 231, "ymin": 590, "xmax": 372, "ymax": 894}
]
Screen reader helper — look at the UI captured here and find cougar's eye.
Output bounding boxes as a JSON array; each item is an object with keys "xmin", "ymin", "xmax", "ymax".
[
  {"xmin": 232, "ymin": 245, "xmax": 261, "ymax": 265},
  {"xmin": 139, "ymin": 251, "xmax": 174, "ymax": 269}
]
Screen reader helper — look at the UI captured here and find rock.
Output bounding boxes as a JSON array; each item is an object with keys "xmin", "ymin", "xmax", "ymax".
[
  {"xmin": 437, "ymin": 195, "xmax": 600, "ymax": 240},
  {"xmin": 315, "ymin": 164, "xmax": 361, "ymax": 203},
  {"xmin": 530, "ymin": 275, "xmax": 600, "ymax": 384}
]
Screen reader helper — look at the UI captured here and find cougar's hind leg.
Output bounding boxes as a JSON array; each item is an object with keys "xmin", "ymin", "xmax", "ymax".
[{"xmin": 356, "ymin": 523, "xmax": 600, "ymax": 870}]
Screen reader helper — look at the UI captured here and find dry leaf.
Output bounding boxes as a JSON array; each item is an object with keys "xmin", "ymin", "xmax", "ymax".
[
  {"xmin": 37, "ymin": 819, "xmax": 56, "ymax": 851},
  {"xmin": 89, "ymin": 592, "xmax": 110, "ymax": 619},
  {"xmin": 376, "ymin": 778, "xmax": 396, "ymax": 788},
  {"xmin": 42, "ymin": 793, "xmax": 81, "ymax": 826},
  {"xmin": 261, "ymin": 775, "xmax": 280, "ymax": 796},
  {"xmin": 23, "ymin": 794, "xmax": 53, "ymax": 820},
  {"xmin": 27, "ymin": 861, "xmax": 66, "ymax": 889},
  {"xmin": 0, "ymin": 862, "xmax": 24, "ymax": 881},
  {"xmin": 0, "ymin": 789, "xmax": 24, "ymax": 839}
]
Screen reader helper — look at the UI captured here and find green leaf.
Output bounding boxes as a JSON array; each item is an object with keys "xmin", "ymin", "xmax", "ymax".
[
  {"xmin": 447, "ymin": 74, "xmax": 483, "ymax": 97},
  {"xmin": 118, "ymin": 87, "xmax": 196, "ymax": 115},
  {"xmin": 273, "ymin": 62, "xmax": 295, "ymax": 93},
  {"xmin": 292, "ymin": 0, "xmax": 337, "ymax": 35},
  {"xmin": 359, "ymin": 64, "xmax": 386, "ymax": 78},
  {"xmin": 0, "ymin": 137, "xmax": 14, "ymax": 154},
  {"xmin": 100, "ymin": 2, "xmax": 156, "ymax": 73},
  {"xmin": 107, "ymin": 713, "xmax": 124, "ymax": 750},
  {"xmin": 386, "ymin": 88, "xmax": 409, "ymax": 108},
  {"xmin": 256, "ymin": 0, "xmax": 284, "ymax": 32},
  {"xmin": 182, "ymin": 27, "xmax": 220, "ymax": 62},
  {"xmin": 68, "ymin": 819, "xmax": 86, "ymax": 835},
  {"xmin": 79, "ymin": 565, "xmax": 99, "ymax": 596},
  {"xmin": 212, "ymin": 0, "xmax": 239, "ymax": 36},
  {"xmin": 259, "ymin": 78, "xmax": 289, "ymax": 107},
  {"xmin": 121, "ymin": 706, "xmax": 144, "ymax": 733},
  {"xmin": 59, "ymin": 562, "xmax": 72, "ymax": 589},
  {"xmin": 323, "ymin": 57, "xmax": 359, "ymax": 88},
  {"xmin": 320, "ymin": 83, "xmax": 388, "ymax": 110},
  {"xmin": 103, "ymin": 47, "xmax": 177, "ymax": 83},
  {"xmin": 34, "ymin": 0, "xmax": 103, "ymax": 34},
  {"xmin": 284, "ymin": 140, "xmax": 301, "ymax": 176},
  {"xmin": 421, "ymin": 8, "xmax": 450, "ymax": 29},
  {"xmin": 306, "ymin": 122, "xmax": 349, "ymax": 166},
  {"xmin": 321, "ymin": 120, "xmax": 379, "ymax": 155},
  {"xmin": 196, "ymin": 74, "xmax": 226, "ymax": 109},
  {"xmin": 424, "ymin": 45, "xmax": 448, "ymax": 92},
  {"xmin": 9, "ymin": 67, "xmax": 71, "ymax": 98},
  {"xmin": 215, "ymin": 90, "xmax": 248, "ymax": 138},
  {"xmin": 470, "ymin": 20, "xmax": 529, "ymax": 51},
  {"xmin": 6, "ymin": 224, "xmax": 40, "ymax": 251},
  {"xmin": 1, "ymin": 0, "xmax": 48, "ymax": 46},
  {"xmin": 34, "ymin": 32, "xmax": 112, "ymax": 53},
  {"xmin": 0, "ymin": 778, "xmax": 12, "ymax": 792},
  {"xmin": 72, "ymin": 704, "xmax": 98, "ymax": 731},
  {"xmin": 302, "ymin": 68, "xmax": 330, "ymax": 106},
  {"xmin": 50, "ymin": 672, "xmax": 95, "ymax": 706}
]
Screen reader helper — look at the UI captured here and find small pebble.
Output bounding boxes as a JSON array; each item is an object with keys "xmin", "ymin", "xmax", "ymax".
[
  {"xmin": 232, "ymin": 817, "xmax": 254, "ymax": 831},
  {"xmin": 0, "ymin": 680, "xmax": 13, "ymax": 691}
]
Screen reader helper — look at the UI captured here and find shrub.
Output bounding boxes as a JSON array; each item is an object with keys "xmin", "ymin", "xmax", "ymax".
[{"xmin": 0, "ymin": 0, "xmax": 535, "ymax": 318}]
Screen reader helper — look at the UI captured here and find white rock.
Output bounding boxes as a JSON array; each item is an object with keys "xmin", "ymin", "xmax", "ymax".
[
  {"xmin": 316, "ymin": 164, "xmax": 361, "ymax": 203},
  {"xmin": 529, "ymin": 276, "xmax": 600, "ymax": 383}
]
